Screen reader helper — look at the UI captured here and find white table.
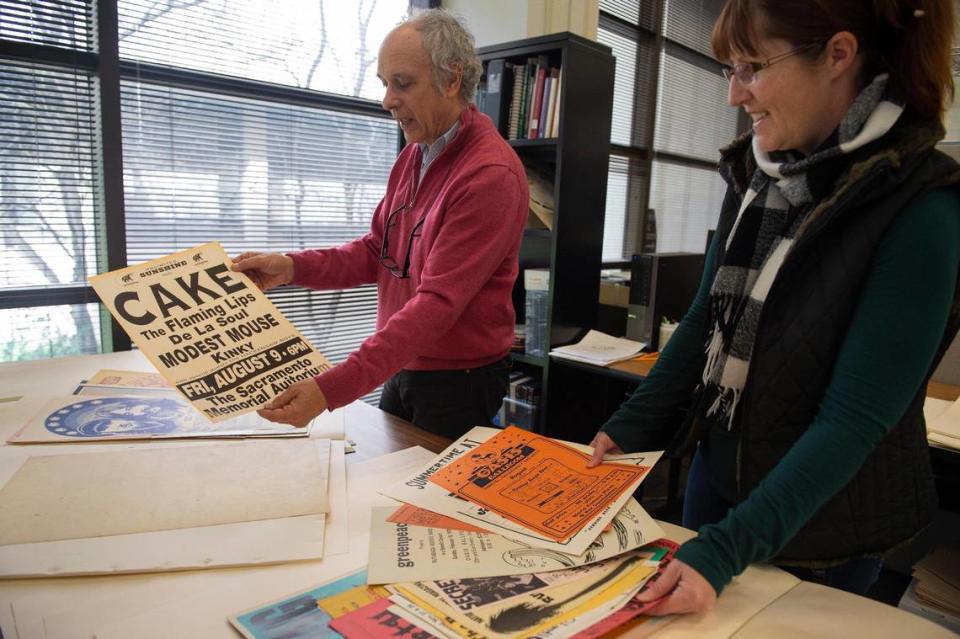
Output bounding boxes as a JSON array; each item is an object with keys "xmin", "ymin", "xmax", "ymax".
[{"xmin": 0, "ymin": 352, "xmax": 952, "ymax": 638}]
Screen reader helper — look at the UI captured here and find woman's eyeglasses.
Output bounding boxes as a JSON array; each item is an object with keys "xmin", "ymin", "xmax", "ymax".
[
  {"xmin": 379, "ymin": 203, "xmax": 425, "ymax": 279},
  {"xmin": 721, "ymin": 41, "xmax": 824, "ymax": 85}
]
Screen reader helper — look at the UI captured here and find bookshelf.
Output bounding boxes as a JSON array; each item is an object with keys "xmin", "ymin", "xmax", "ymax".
[{"xmin": 477, "ymin": 32, "xmax": 615, "ymax": 436}]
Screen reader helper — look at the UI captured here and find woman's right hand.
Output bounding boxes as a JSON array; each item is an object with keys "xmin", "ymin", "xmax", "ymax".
[
  {"xmin": 231, "ymin": 252, "xmax": 295, "ymax": 291},
  {"xmin": 587, "ymin": 431, "xmax": 624, "ymax": 467}
]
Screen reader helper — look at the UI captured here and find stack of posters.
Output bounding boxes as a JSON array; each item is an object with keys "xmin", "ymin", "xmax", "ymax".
[
  {"xmin": 226, "ymin": 429, "xmax": 676, "ymax": 638},
  {"xmin": 229, "ymin": 547, "xmax": 677, "ymax": 639},
  {"xmin": 0, "ymin": 438, "xmax": 337, "ymax": 577}
]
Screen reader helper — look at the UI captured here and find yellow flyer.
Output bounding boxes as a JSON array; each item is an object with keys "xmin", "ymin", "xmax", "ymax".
[
  {"xmin": 89, "ymin": 241, "xmax": 331, "ymax": 422},
  {"xmin": 428, "ymin": 426, "xmax": 647, "ymax": 542}
]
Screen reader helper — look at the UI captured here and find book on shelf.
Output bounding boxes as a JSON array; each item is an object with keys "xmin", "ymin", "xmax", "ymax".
[
  {"xmin": 485, "ymin": 56, "xmax": 561, "ymax": 141},
  {"xmin": 544, "ymin": 67, "xmax": 560, "ymax": 138},
  {"xmin": 528, "ymin": 54, "xmax": 548, "ymax": 139},
  {"xmin": 548, "ymin": 69, "xmax": 561, "ymax": 137},
  {"xmin": 538, "ymin": 73, "xmax": 552, "ymax": 140},
  {"xmin": 506, "ymin": 62, "xmax": 523, "ymax": 140}
]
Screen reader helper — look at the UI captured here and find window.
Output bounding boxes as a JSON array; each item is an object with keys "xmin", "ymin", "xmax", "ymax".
[
  {"xmin": 1, "ymin": 0, "xmax": 407, "ymax": 399},
  {"xmin": 0, "ymin": 2, "xmax": 102, "ymax": 360},
  {"xmin": 598, "ymin": 0, "xmax": 741, "ymax": 261}
]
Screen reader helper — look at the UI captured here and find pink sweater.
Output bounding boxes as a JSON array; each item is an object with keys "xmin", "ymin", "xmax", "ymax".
[{"xmin": 289, "ymin": 106, "xmax": 528, "ymax": 410}]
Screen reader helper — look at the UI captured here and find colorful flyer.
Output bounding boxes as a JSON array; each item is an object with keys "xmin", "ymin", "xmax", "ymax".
[
  {"xmin": 380, "ymin": 427, "xmax": 663, "ymax": 557},
  {"xmin": 428, "ymin": 426, "xmax": 648, "ymax": 542},
  {"xmin": 229, "ymin": 569, "xmax": 379, "ymax": 639},
  {"xmin": 366, "ymin": 501, "xmax": 664, "ymax": 584},
  {"xmin": 393, "ymin": 551, "xmax": 657, "ymax": 639},
  {"xmin": 328, "ymin": 598, "xmax": 442, "ymax": 639},
  {"xmin": 7, "ymin": 395, "xmax": 307, "ymax": 443},
  {"xmin": 387, "ymin": 503, "xmax": 490, "ymax": 533},
  {"xmin": 569, "ymin": 539, "xmax": 679, "ymax": 639},
  {"xmin": 89, "ymin": 241, "xmax": 331, "ymax": 422}
]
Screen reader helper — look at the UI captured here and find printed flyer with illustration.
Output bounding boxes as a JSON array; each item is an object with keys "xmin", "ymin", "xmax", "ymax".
[
  {"xmin": 428, "ymin": 426, "xmax": 648, "ymax": 542},
  {"xmin": 367, "ymin": 502, "xmax": 664, "ymax": 584},
  {"xmin": 379, "ymin": 426, "xmax": 663, "ymax": 557},
  {"xmin": 89, "ymin": 241, "xmax": 331, "ymax": 422}
]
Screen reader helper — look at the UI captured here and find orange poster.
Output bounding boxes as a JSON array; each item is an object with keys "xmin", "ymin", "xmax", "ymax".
[
  {"xmin": 386, "ymin": 503, "xmax": 489, "ymax": 533},
  {"xmin": 428, "ymin": 426, "xmax": 647, "ymax": 542}
]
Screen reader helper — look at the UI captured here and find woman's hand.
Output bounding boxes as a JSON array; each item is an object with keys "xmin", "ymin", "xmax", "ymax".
[
  {"xmin": 636, "ymin": 558, "xmax": 716, "ymax": 616},
  {"xmin": 231, "ymin": 252, "xmax": 295, "ymax": 291},
  {"xmin": 586, "ymin": 431, "xmax": 624, "ymax": 467}
]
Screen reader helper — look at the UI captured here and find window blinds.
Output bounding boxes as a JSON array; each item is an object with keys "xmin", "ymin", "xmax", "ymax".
[
  {"xmin": 654, "ymin": 51, "xmax": 738, "ymax": 161},
  {"xmin": 598, "ymin": 0, "xmax": 740, "ymax": 258},
  {"xmin": 0, "ymin": 1, "xmax": 104, "ymax": 359},
  {"xmin": 1, "ymin": 0, "xmax": 405, "ymax": 380},
  {"xmin": 117, "ymin": 0, "xmax": 403, "ymax": 99},
  {"xmin": 115, "ymin": 0, "xmax": 404, "ymax": 400},
  {"xmin": 0, "ymin": 0, "xmax": 94, "ymax": 50},
  {"xmin": 662, "ymin": 0, "xmax": 725, "ymax": 58}
]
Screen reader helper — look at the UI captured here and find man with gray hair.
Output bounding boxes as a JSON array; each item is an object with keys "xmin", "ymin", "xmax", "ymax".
[{"xmin": 233, "ymin": 9, "xmax": 528, "ymax": 438}]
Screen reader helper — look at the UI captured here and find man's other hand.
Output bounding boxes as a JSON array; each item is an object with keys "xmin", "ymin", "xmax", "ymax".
[
  {"xmin": 258, "ymin": 379, "xmax": 328, "ymax": 428},
  {"xmin": 231, "ymin": 252, "xmax": 295, "ymax": 291}
]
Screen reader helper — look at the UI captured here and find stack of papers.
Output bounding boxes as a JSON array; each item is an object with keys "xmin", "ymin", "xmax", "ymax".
[
  {"xmin": 925, "ymin": 394, "xmax": 960, "ymax": 451},
  {"xmin": 0, "ymin": 438, "xmax": 335, "ymax": 577},
  {"xmin": 360, "ymin": 426, "xmax": 671, "ymax": 638},
  {"xmin": 550, "ymin": 330, "xmax": 645, "ymax": 366},
  {"xmin": 220, "ymin": 427, "xmax": 674, "ymax": 638},
  {"xmin": 914, "ymin": 546, "xmax": 960, "ymax": 615},
  {"xmin": 899, "ymin": 545, "xmax": 960, "ymax": 634},
  {"xmin": 225, "ymin": 427, "xmax": 675, "ymax": 639}
]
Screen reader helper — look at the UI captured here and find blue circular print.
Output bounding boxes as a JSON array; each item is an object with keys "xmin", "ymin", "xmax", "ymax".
[{"xmin": 45, "ymin": 397, "xmax": 188, "ymax": 437}]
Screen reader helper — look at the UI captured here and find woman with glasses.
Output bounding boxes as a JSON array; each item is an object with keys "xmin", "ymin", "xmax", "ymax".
[{"xmin": 588, "ymin": 0, "xmax": 960, "ymax": 615}]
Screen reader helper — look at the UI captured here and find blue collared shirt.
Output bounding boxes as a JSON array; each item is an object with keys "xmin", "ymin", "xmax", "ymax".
[{"xmin": 418, "ymin": 119, "xmax": 461, "ymax": 182}]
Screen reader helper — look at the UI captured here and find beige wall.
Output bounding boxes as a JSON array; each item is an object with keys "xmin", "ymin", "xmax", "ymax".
[{"xmin": 443, "ymin": 0, "xmax": 598, "ymax": 48}]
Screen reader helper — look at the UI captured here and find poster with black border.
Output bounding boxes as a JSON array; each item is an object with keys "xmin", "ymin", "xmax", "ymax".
[{"xmin": 89, "ymin": 241, "xmax": 331, "ymax": 422}]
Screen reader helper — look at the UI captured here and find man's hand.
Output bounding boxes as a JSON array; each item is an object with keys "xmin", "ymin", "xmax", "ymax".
[
  {"xmin": 635, "ymin": 558, "xmax": 716, "ymax": 616},
  {"xmin": 586, "ymin": 431, "xmax": 624, "ymax": 468},
  {"xmin": 258, "ymin": 379, "xmax": 328, "ymax": 428},
  {"xmin": 231, "ymin": 252, "xmax": 295, "ymax": 291}
]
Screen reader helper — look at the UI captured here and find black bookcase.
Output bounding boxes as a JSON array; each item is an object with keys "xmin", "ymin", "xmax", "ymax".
[{"xmin": 477, "ymin": 32, "xmax": 615, "ymax": 436}]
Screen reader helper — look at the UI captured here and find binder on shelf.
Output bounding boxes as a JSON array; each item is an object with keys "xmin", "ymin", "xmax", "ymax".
[{"xmin": 482, "ymin": 58, "xmax": 512, "ymax": 134}]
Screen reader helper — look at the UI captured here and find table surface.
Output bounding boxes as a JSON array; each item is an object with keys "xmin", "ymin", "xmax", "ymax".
[{"xmin": 0, "ymin": 351, "xmax": 953, "ymax": 638}]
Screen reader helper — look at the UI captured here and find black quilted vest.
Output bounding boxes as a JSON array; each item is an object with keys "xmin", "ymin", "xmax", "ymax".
[{"xmin": 676, "ymin": 115, "xmax": 960, "ymax": 565}]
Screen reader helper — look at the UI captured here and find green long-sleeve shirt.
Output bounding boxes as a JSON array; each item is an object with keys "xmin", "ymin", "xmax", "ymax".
[{"xmin": 601, "ymin": 188, "xmax": 960, "ymax": 594}]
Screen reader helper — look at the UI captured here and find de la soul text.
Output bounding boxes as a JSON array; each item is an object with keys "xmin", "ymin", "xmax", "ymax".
[{"xmin": 113, "ymin": 263, "xmax": 326, "ymax": 417}]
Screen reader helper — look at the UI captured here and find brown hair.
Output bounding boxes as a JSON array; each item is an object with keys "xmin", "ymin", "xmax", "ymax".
[{"xmin": 711, "ymin": 0, "xmax": 955, "ymax": 121}]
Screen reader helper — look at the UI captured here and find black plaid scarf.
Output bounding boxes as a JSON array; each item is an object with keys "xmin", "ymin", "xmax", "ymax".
[{"xmin": 702, "ymin": 74, "xmax": 903, "ymax": 430}]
